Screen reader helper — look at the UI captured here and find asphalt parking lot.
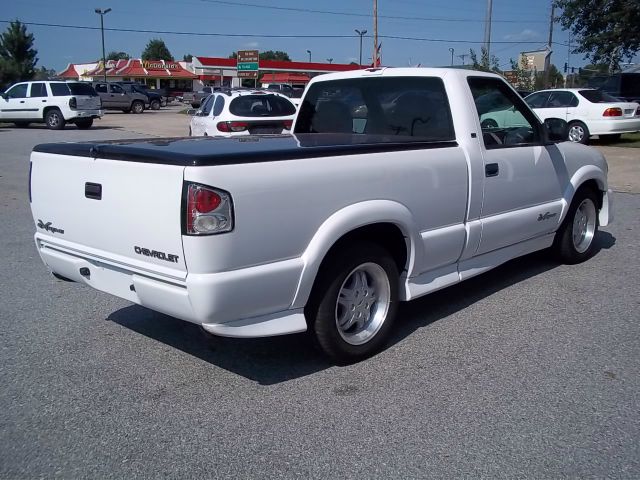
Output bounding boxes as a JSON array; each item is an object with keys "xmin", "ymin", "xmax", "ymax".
[{"xmin": 1, "ymin": 113, "xmax": 639, "ymax": 478}]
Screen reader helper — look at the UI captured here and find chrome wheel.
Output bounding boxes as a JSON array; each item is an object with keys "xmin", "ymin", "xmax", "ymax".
[
  {"xmin": 568, "ymin": 124, "xmax": 585, "ymax": 142},
  {"xmin": 47, "ymin": 112, "xmax": 61, "ymax": 127},
  {"xmin": 335, "ymin": 262, "xmax": 390, "ymax": 346},
  {"xmin": 572, "ymin": 198, "xmax": 597, "ymax": 253}
]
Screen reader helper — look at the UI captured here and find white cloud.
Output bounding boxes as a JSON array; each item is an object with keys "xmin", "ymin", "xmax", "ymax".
[
  {"xmin": 244, "ymin": 42, "xmax": 259, "ymax": 48},
  {"xmin": 504, "ymin": 29, "xmax": 540, "ymax": 42}
]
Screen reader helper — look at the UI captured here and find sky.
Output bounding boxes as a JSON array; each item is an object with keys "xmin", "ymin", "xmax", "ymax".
[{"xmin": 2, "ymin": 0, "xmax": 592, "ymax": 73}]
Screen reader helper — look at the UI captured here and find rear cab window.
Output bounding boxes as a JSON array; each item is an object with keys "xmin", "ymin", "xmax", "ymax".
[
  {"xmin": 229, "ymin": 94, "xmax": 296, "ymax": 117},
  {"xmin": 294, "ymin": 76, "xmax": 456, "ymax": 142}
]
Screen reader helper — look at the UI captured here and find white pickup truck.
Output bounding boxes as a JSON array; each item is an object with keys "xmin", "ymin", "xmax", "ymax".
[{"xmin": 29, "ymin": 68, "xmax": 614, "ymax": 363}]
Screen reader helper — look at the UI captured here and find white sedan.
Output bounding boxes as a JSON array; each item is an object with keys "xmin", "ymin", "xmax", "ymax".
[
  {"xmin": 188, "ymin": 89, "xmax": 296, "ymax": 137},
  {"xmin": 525, "ymin": 88, "xmax": 640, "ymax": 143}
]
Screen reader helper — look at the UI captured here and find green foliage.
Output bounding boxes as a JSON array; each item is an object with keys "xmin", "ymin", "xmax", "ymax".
[
  {"xmin": 33, "ymin": 66, "xmax": 57, "ymax": 80},
  {"xmin": 469, "ymin": 47, "xmax": 501, "ymax": 73},
  {"xmin": 0, "ymin": 20, "xmax": 38, "ymax": 86},
  {"xmin": 141, "ymin": 39, "xmax": 173, "ymax": 61},
  {"xmin": 554, "ymin": 0, "xmax": 640, "ymax": 72},
  {"xmin": 183, "ymin": 53, "xmax": 193, "ymax": 62},
  {"xmin": 509, "ymin": 57, "xmax": 535, "ymax": 90},
  {"xmin": 107, "ymin": 51, "xmax": 130, "ymax": 61}
]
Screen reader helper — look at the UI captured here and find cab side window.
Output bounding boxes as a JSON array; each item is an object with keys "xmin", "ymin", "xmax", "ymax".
[
  {"xmin": 547, "ymin": 91, "xmax": 578, "ymax": 107},
  {"xmin": 110, "ymin": 84, "xmax": 124, "ymax": 94},
  {"xmin": 94, "ymin": 84, "xmax": 107, "ymax": 93},
  {"xmin": 29, "ymin": 83, "xmax": 48, "ymax": 98},
  {"xmin": 6, "ymin": 84, "xmax": 28, "ymax": 99},
  {"xmin": 468, "ymin": 77, "xmax": 540, "ymax": 149},
  {"xmin": 525, "ymin": 92, "xmax": 549, "ymax": 108}
]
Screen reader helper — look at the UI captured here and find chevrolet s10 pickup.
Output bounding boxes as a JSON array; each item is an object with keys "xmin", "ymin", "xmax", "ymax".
[{"xmin": 29, "ymin": 68, "xmax": 614, "ymax": 362}]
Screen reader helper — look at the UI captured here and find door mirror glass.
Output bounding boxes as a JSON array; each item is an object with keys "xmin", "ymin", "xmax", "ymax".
[{"xmin": 544, "ymin": 118, "xmax": 568, "ymax": 142}]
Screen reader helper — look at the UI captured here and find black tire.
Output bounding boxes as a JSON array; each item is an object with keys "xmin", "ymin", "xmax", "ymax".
[
  {"xmin": 131, "ymin": 101, "xmax": 144, "ymax": 114},
  {"xmin": 481, "ymin": 119, "xmax": 498, "ymax": 129},
  {"xmin": 75, "ymin": 118, "xmax": 93, "ymax": 129},
  {"xmin": 552, "ymin": 186, "xmax": 600, "ymax": 264},
  {"xmin": 150, "ymin": 99, "xmax": 161, "ymax": 110},
  {"xmin": 599, "ymin": 133, "xmax": 621, "ymax": 143},
  {"xmin": 305, "ymin": 242, "xmax": 399, "ymax": 364},
  {"xmin": 567, "ymin": 121, "xmax": 590, "ymax": 144},
  {"xmin": 14, "ymin": 121, "xmax": 30, "ymax": 128},
  {"xmin": 45, "ymin": 109, "xmax": 66, "ymax": 130}
]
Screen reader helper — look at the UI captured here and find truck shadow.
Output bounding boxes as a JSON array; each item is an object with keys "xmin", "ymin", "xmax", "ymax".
[{"xmin": 108, "ymin": 231, "xmax": 615, "ymax": 385}]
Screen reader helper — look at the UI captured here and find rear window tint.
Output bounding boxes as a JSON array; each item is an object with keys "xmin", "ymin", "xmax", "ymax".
[
  {"xmin": 229, "ymin": 94, "xmax": 296, "ymax": 117},
  {"xmin": 68, "ymin": 83, "xmax": 98, "ymax": 96},
  {"xmin": 294, "ymin": 76, "xmax": 455, "ymax": 142},
  {"xmin": 50, "ymin": 83, "xmax": 71, "ymax": 96},
  {"xmin": 579, "ymin": 90, "xmax": 619, "ymax": 103},
  {"xmin": 29, "ymin": 82, "xmax": 47, "ymax": 98}
]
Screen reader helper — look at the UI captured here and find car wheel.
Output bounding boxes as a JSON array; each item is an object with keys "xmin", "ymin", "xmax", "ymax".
[
  {"xmin": 567, "ymin": 121, "xmax": 590, "ymax": 144},
  {"xmin": 481, "ymin": 119, "xmax": 498, "ymax": 129},
  {"xmin": 132, "ymin": 101, "xmax": 144, "ymax": 114},
  {"xmin": 150, "ymin": 99, "xmax": 161, "ymax": 110},
  {"xmin": 599, "ymin": 134, "xmax": 621, "ymax": 143},
  {"xmin": 552, "ymin": 186, "xmax": 599, "ymax": 264},
  {"xmin": 75, "ymin": 118, "xmax": 93, "ymax": 129},
  {"xmin": 305, "ymin": 242, "xmax": 399, "ymax": 364},
  {"xmin": 161, "ymin": 99, "xmax": 167, "ymax": 107},
  {"xmin": 45, "ymin": 109, "xmax": 66, "ymax": 130},
  {"xmin": 14, "ymin": 121, "xmax": 30, "ymax": 128}
]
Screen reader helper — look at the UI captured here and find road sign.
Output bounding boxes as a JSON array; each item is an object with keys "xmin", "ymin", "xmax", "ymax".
[
  {"xmin": 238, "ymin": 71, "xmax": 258, "ymax": 79},
  {"xmin": 237, "ymin": 49, "xmax": 259, "ymax": 78},
  {"xmin": 238, "ymin": 62, "xmax": 259, "ymax": 71}
]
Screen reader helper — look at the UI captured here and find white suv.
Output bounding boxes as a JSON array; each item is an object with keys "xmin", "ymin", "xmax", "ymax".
[
  {"xmin": 0, "ymin": 81, "xmax": 103, "ymax": 129},
  {"xmin": 188, "ymin": 89, "xmax": 296, "ymax": 137}
]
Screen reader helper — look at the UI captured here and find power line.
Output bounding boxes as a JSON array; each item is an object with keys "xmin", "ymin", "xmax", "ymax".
[
  {"xmin": 0, "ymin": 20, "xmax": 561, "ymax": 45},
  {"xmin": 197, "ymin": 0, "xmax": 548, "ymax": 23}
]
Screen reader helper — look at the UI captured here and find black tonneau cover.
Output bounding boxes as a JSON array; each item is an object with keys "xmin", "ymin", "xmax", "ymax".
[{"xmin": 33, "ymin": 134, "xmax": 457, "ymax": 167}]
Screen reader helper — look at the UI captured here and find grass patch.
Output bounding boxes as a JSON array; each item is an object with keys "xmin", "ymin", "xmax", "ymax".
[{"xmin": 593, "ymin": 132, "xmax": 640, "ymax": 148}]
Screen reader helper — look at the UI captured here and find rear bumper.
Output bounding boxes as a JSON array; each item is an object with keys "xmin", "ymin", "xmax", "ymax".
[
  {"xmin": 67, "ymin": 109, "xmax": 103, "ymax": 120},
  {"xmin": 36, "ymin": 237, "xmax": 307, "ymax": 338},
  {"xmin": 589, "ymin": 118, "xmax": 640, "ymax": 135}
]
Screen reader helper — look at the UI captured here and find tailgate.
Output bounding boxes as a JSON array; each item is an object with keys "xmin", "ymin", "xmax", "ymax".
[
  {"xmin": 76, "ymin": 95, "xmax": 101, "ymax": 110},
  {"xmin": 30, "ymin": 151, "xmax": 187, "ymax": 277}
]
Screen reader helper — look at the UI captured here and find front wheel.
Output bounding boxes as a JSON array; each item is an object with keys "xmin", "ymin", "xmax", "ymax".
[
  {"xmin": 552, "ymin": 187, "xmax": 599, "ymax": 264},
  {"xmin": 305, "ymin": 242, "xmax": 399, "ymax": 364},
  {"xmin": 131, "ymin": 101, "xmax": 144, "ymax": 114}
]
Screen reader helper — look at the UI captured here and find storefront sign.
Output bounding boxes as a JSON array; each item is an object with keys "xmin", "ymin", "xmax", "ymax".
[{"xmin": 143, "ymin": 61, "xmax": 181, "ymax": 70}]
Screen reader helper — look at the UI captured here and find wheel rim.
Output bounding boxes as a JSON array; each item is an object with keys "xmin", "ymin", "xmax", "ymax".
[
  {"xmin": 335, "ymin": 262, "xmax": 390, "ymax": 346},
  {"xmin": 134, "ymin": 103, "xmax": 142, "ymax": 113},
  {"xmin": 572, "ymin": 198, "xmax": 597, "ymax": 253},
  {"xmin": 48, "ymin": 112, "xmax": 60, "ymax": 127},
  {"xmin": 568, "ymin": 124, "xmax": 584, "ymax": 142}
]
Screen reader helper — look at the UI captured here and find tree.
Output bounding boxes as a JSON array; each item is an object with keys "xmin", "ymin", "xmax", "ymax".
[
  {"xmin": 228, "ymin": 50, "xmax": 291, "ymax": 61},
  {"xmin": 107, "ymin": 51, "xmax": 130, "ymax": 61},
  {"xmin": 0, "ymin": 20, "xmax": 38, "ymax": 86},
  {"xmin": 141, "ymin": 39, "xmax": 173, "ymax": 61},
  {"xmin": 33, "ymin": 66, "xmax": 57, "ymax": 80},
  {"xmin": 554, "ymin": 0, "xmax": 640, "ymax": 72},
  {"xmin": 183, "ymin": 53, "xmax": 193, "ymax": 62},
  {"xmin": 509, "ymin": 57, "xmax": 535, "ymax": 90},
  {"xmin": 469, "ymin": 47, "xmax": 501, "ymax": 73}
]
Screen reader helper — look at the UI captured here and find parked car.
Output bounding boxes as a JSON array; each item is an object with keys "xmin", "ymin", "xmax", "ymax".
[
  {"xmin": 0, "ymin": 80, "xmax": 102, "ymax": 129},
  {"xmin": 590, "ymin": 71, "xmax": 640, "ymax": 103},
  {"xmin": 188, "ymin": 90, "xmax": 296, "ymax": 137},
  {"xmin": 91, "ymin": 81, "xmax": 148, "ymax": 114},
  {"xmin": 183, "ymin": 86, "xmax": 218, "ymax": 108},
  {"xmin": 263, "ymin": 83, "xmax": 305, "ymax": 99},
  {"xmin": 30, "ymin": 68, "xmax": 613, "ymax": 362},
  {"xmin": 117, "ymin": 82, "xmax": 164, "ymax": 110},
  {"xmin": 524, "ymin": 88, "xmax": 640, "ymax": 143}
]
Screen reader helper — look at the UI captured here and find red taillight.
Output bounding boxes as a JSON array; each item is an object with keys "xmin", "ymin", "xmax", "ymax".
[
  {"xmin": 69, "ymin": 97, "xmax": 77, "ymax": 109},
  {"xmin": 603, "ymin": 107, "xmax": 622, "ymax": 117},
  {"xmin": 184, "ymin": 183, "xmax": 233, "ymax": 235},
  {"xmin": 217, "ymin": 121, "xmax": 249, "ymax": 133},
  {"xmin": 283, "ymin": 120, "xmax": 293, "ymax": 130}
]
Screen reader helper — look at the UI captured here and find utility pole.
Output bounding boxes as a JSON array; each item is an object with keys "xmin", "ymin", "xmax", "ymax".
[
  {"xmin": 543, "ymin": 2, "xmax": 555, "ymax": 88},
  {"xmin": 373, "ymin": 0, "xmax": 378, "ymax": 67},
  {"xmin": 483, "ymin": 0, "xmax": 493, "ymax": 59},
  {"xmin": 566, "ymin": 33, "xmax": 571, "ymax": 87},
  {"xmin": 95, "ymin": 8, "xmax": 112, "ymax": 84},
  {"xmin": 355, "ymin": 29, "xmax": 367, "ymax": 67}
]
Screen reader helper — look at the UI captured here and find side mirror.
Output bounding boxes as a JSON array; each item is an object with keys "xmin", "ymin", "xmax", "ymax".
[
  {"xmin": 186, "ymin": 109, "xmax": 197, "ymax": 116},
  {"xmin": 544, "ymin": 118, "xmax": 568, "ymax": 143}
]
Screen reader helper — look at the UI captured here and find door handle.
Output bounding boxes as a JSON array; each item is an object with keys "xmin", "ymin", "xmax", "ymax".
[
  {"xmin": 20, "ymin": 100, "xmax": 25, "ymax": 103},
  {"xmin": 85, "ymin": 182, "xmax": 102, "ymax": 200},
  {"xmin": 485, "ymin": 163, "xmax": 499, "ymax": 177}
]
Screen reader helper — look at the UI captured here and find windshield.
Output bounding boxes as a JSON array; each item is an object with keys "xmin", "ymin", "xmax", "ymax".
[
  {"xmin": 229, "ymin": 94, "xmax": 296, "ymax": 117},
  {"xmin": 67, "ymin": 83, "xmax": 98, "ymax": 96},
  {"xmin": 578, "ymin": 89, "xmax": 620, "ymax": 103}
]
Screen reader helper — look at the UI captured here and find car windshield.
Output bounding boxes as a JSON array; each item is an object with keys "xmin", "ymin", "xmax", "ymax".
[
  {"xmin": 67, "ymin": 83, "xmax": 98, "ymax": 96},
  {"xmin": 578, "ymin": 89, "xmax": 620, "ymax": 103},
  {"xmin": 229, "ymin": 94, "xmax": 296, "ymax": 117}
]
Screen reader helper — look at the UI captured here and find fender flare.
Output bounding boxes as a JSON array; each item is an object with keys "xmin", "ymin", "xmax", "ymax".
[
  {"xmin": 290, "ymin": 200, "xmax": 421, "ymax": 309},
  {"xmin": 560, "ymin": 165, "xmax": 607, "ymax": 224}
]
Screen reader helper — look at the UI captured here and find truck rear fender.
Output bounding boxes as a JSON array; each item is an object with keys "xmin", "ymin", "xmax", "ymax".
[{"xmin": 290, "ymin": 200, "xmax": 422, "ymax": 309}]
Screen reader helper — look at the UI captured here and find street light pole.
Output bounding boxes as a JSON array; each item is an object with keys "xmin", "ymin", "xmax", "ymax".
[
  {"xmin": 306, "ymin": 49, "xmax": 311, "ymax": 62},
  {"xmin": 355, "ymin": 29, "xmax": 367, "ymax": 68},
  {"xmin": 449, "ymin": 48, "xmax": 455, "ymax": 66},
  {"xmin": 95, "ymin": 8, "xmax": 112, "ymax": 84}
]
